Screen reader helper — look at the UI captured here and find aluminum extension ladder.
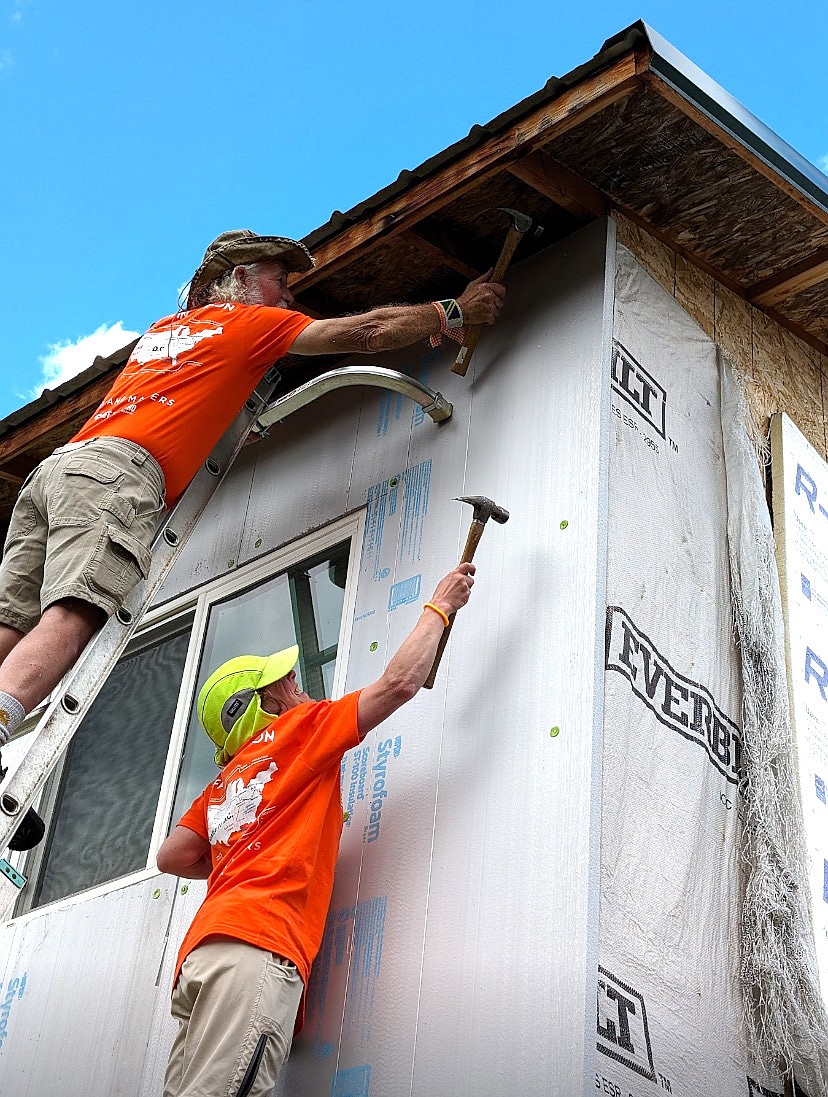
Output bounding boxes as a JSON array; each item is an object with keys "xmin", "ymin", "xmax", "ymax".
[{"xmin": 0, "ymin": 365, "xmax": 452, "ymax": 918}]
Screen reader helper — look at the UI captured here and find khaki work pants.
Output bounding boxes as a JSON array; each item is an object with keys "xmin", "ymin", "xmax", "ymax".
[{"xmin": 163, "ymin": 939, "xmax": 303, "ymax": 1097}]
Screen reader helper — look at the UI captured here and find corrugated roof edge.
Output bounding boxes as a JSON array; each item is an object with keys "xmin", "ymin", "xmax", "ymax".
[{"xmin": 0, "ymin": 339, "xmax": 138, "ymax": 439}]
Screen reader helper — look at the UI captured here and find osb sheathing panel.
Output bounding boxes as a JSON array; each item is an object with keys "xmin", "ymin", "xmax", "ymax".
[
  {"xmin": 775, "ymin": 281, "xmax": 828, "ymax": 342},
  {"xmin": 614, "ymin": 212, "xmax": 828, "ymax": 460},
  {"xmin": 548, "ymin": 87, "xmax": 828, "ymax": 286},
  {"xmin": 309, "ymin": 236, "xmax": 461, "ymax": 312}
]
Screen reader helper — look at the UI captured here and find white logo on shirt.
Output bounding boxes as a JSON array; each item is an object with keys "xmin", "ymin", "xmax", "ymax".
[
  {"xmin": 206, "ymin": 761, "xmax": 277, "ymax": 845},
  {"xmin": 130, "ymin": 321, "xmax": 224, "ymax": 373}
]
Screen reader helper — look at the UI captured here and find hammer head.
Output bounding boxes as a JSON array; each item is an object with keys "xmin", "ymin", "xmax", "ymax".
[
  {"xmin": 456, "ymin": 495, "xmax": 510, "ymax": 525},
  {"xmin": 498, "ymin": 206, "xmax": 544, "ymax": 240}
]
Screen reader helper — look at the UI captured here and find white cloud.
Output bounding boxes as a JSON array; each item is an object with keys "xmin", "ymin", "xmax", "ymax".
[
  {"xmin": 817, "ymin": 155, "xmax": 828, "ymax": 177},
  {"xmin": 29, "ymin": 321, "xmax": 140, "ymax": 402}
]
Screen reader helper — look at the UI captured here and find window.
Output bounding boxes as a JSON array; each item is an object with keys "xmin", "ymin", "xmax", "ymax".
[
  {"xmin": 30, "ymin": 617, "xmax": 192, "ymax": 909},
  {"xmin": 19, "ymin": 523, "xmax": 357, "ymax": 913}
]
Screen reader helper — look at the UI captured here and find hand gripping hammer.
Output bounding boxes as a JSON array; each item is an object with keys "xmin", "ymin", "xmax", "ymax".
[
  {"xmin": 423, "ymin": 495, "xmax": 510, "ymax": 689},
  {"xmin": 452, "ymin": 207, "xmax": 544, "ymax": 377}
]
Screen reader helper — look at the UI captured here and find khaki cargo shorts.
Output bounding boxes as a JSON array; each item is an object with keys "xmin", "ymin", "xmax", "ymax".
[
  {"xmin": 0, "ymin": 437, "xmax": 166, "ymax": 633},
  {"xmin": 164, "ymin": 939, "xmax": 303, "ymax": 1097}
]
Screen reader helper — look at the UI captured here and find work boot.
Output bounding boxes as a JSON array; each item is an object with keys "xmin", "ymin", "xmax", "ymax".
[{"xmin": 8, "ymin": 808, "xmax": 45, "ymax": 852}]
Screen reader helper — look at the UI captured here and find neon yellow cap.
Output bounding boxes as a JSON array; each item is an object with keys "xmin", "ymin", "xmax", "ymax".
[{"xmin": 196, "ymin": 644, "xmax": 299, "ymax": 765}]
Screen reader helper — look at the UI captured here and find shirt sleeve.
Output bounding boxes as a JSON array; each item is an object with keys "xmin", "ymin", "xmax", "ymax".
[
  {"xmin": 300, "ymin": 691, "xmax": 363, "ymax": 773},
  {"xmin": 177, "ymin": 787, "xmax": 209, "ymax": 840},
  {"xmin": 235, "ymin": 305, "xmax": 315, "ymax": 375}
]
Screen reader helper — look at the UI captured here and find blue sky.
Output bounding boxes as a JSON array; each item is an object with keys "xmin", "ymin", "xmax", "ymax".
[{"xmin": 1, "ymin": 0, "xmax": 826, "ymax": 420}]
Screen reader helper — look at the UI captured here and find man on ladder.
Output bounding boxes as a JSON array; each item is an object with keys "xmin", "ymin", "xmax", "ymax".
[{"xmin": 0, "ymin": 229, "xmax": 505, "ymax": 790}]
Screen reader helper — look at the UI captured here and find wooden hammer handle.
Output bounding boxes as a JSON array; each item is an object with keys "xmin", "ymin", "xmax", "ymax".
[
  {"xmin": 451, "ymin": 226, "xmax": 523, "ymax": 377},
  {"xmin": 422, "ymin": 520, "xmax": 485, "ymax": 689}
]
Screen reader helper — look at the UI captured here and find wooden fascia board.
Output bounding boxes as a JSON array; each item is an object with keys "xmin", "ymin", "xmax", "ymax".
[
  {"xmin": 507, "ymin": 150, "xmax": 607, "ymax": 218},
  {"xmin": 640, "ymin": 70, "xmax": 828, "ymax": 228},
  {"xmin": 0, "ymin": 373, "xmax": 116, "ymax": 464},
  {"xmin": 749, "ymin": 250, "xmax": 828, "ymax": 308},
  {"xmin": 290, "ymin": 52, "xmax": 641, "ymax": 292}
]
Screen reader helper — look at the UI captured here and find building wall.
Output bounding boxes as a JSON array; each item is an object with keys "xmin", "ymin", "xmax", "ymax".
[
  {"xmin": 0, "ymin": 220, "xmax": 614, "ymax": 1097},
  {"xmin": 613, "ymin": 213, "xmax": 828, "ymax": 462}
]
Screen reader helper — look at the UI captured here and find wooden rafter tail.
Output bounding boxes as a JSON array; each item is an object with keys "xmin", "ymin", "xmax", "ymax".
[
  {"xmin": 507, "ymin": 151, "xmax": 608, "ymax": 219},
  {"xmin": 401, "ymin": 229, "xmax": 481, "ymax": 281}
]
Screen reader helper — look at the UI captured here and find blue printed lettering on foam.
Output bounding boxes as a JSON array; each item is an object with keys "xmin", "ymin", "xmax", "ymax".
[
  {"xmin": 343, "ymin": 745, "xmax": 371, "ymax": 829},
  {"xmin": 376, "ymin": 393, "xmax": 391, "ymax": 437},
  {"xmin": 805, "ymin": 647, "xmax": 828, "ymax": 701},
  {"xmin": 332, "ymin": 1064, "xmax": 372, "ymax": 1097},
  {"xmin": 795, "ymin": 463, "xmax": 828, "ymax": 521},
  {"xmin": 824, "ymin": 861, "xmax": 828, "ymax": 905},
  {"xmin": 802, "ymin": 574, "xmax": 812, "ymax": 600},
  {"xmin": 388, "ymin": 574, "xmax": 421, "ymax": 611},
  {"xmin": 362, "ymin": 461, "xmax": 432, "ymax": 579},
  {"xmin": 816, "ymin": 775, "xmax": 826, "ymax": 804},
  {"xmin": 364, "ymin": 737, "xmax": 402, "ymax": 844},
  {"xmin": 310, "ymin": 898, "xmax": 387, "ymax": 1059},
  {"xmin": 0, "ymin": 973, "xmax": 27, "ymax": 1052}
]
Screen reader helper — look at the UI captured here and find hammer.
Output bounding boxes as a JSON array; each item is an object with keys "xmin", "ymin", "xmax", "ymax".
[
  {"xmin": 452, "ymin": 207, "xmax": 544, "ymax": 377},
  {"xmin": 423, "ymin": 495, "xmax": 510, "ymax": 689}
]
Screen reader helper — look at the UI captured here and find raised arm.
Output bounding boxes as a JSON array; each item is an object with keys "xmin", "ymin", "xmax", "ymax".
[
  {"xmin": 289, "ymin": 272, "xmax": 505, "ymax": 356},
  {"xmin": 356, "ymin": 563, "xmax": 475, "ymax": 739},
  {"xmin": 156, "ymin": 825, "xmax": 213, "ymax": 879}
]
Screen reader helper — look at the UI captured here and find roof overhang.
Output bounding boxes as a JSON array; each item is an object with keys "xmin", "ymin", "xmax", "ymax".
[{"xmin": 1, "ymin": 21, "xmax": 825, "ymax": 528}]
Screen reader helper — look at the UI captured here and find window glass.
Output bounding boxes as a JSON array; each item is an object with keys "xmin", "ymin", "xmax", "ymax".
[
  {"xmin": 169, "ymin": 541, "xmax": 349, "ymax": 826},
  {"xmin": 32, "ymin": 622, "xmax": 192, "ymax": 909}
]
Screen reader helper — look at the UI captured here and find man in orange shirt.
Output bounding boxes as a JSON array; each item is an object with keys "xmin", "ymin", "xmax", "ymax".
[
  {"xmin": 0, "ymin": 230, "xmax": 504, "ymax": 783},
  {"xmin": 156, "ymin": 561, "xmax": 476, "ymax": 1097}
]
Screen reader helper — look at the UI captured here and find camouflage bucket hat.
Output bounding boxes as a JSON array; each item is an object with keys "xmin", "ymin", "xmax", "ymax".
[
  {"xmin": 186, "ymin": 229, "xmax": 315, "ymax": 309},
  {"xmin": 196, "ymin": 644, "xmax": 300, "ymax": 766}
]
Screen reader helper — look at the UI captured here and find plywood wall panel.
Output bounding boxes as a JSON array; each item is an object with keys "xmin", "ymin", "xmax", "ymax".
[
  {"xmin": 675, "ymin": 253, "xmax": 714, "ymax": 338},
  {"xmin": 753, "ymin": 312, "xmax": 827, "ymax": 458}
]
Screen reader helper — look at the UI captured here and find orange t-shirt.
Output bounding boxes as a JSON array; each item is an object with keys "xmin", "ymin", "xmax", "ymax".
[
  {"xmin": 173, "ymin": 691, "xmax": 362, "ymax": 992},
  {"xmin": 71, "ymin": 303, "xmax": 314, "ymax": 501}
]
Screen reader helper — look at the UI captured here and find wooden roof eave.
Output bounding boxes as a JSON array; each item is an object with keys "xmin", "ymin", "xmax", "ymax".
[{"xmin": 289, "ymin": 50, "xmax": 643, "ymax": 295}]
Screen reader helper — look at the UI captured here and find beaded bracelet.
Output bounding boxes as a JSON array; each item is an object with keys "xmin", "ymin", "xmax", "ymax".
[
  {"xmin": 429, "ymin": 300, "xmax": 466, "ymax": 348},
  {"xmin": 423, "ymin": 602, "xmax": 450, "ymax": 627}
]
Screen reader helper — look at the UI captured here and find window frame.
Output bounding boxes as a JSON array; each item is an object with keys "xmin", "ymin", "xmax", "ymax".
[{"xmin": 9, "ymin": 510, "xmax": 364, "ymax": 923}]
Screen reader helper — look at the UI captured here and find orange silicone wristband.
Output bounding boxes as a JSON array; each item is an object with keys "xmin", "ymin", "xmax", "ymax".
[{"xmin": 423, "ymin": 602, "xmax": 450, "ymax": 627}]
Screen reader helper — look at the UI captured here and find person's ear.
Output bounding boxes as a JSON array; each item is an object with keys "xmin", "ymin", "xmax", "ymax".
[{"xmin": 234, "ymin": 265, "xmax": 249, "ymax": 287}]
